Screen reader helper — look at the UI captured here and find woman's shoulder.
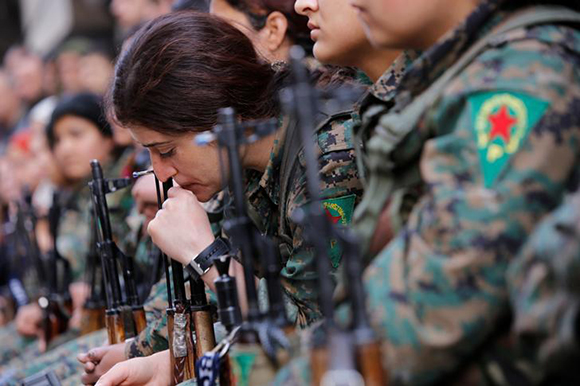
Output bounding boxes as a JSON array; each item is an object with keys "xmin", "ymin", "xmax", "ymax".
[{"xmin": 445, "ymin": 24, "xmax": 580, "ymax": 99}]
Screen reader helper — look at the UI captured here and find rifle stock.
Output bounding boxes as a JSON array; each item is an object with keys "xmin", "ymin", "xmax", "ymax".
[
  {"xmin": 132, "ymin": 307, "xmax": 147, "ymax": 334},
  {"xmin": 166, "ymin": 308, "xmax": 176, "ymax": 385},
  {"xmin": 310, "ymin": 345, "xmax": 329, "ymax": 386},
  {"xmin": 105, "ymin": 311, "xmax": 125, "ymax": 344},
  {"xmin": 356, "ymin": 342, "xmax": 385, "ymax": 386},
  {"xmin": 80, "ymin": 306, "xmax": 106, "ymax": 335},
  {"xmin": 192, "ymin": 310, "xmax": 215, "ymax": 358}
]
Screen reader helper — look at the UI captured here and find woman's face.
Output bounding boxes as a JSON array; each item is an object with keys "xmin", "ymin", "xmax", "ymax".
[
  {"xmin": 52, "ymin": 115, "xmax": 114, "ymax": 181},
  {"xmin": 295, "ymin": 0, "xmax": 373, "ymax": 66},
  {"xmin": 349, "ymin": 0, "xmax": 479, "ymax": 49},
  {"xmin": 129, "ymin": 126, "xmax": 223, "ymax": 203}
]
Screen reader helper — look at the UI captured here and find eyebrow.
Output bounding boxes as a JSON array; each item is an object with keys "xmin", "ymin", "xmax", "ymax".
[{"xmin": 142, "ymin": 140, "xmax": 172, "ymax": 148}]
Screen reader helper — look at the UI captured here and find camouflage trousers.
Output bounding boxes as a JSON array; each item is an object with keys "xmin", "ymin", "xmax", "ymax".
[{"xmin": 0, "ymin": 328, "xmax": 105, "ymax": 386}]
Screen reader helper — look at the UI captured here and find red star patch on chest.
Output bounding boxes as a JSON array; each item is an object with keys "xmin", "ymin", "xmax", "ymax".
[{"xmin": 488, "ymin": 105, "xmax": 517, "ymax": 143}]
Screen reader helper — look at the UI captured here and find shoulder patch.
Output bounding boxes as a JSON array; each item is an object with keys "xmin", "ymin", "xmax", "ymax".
[
  {"xmin": 323, "ymin": 194, "xmax": 356, "ymax": 268},
  {"xmin": 469, "ymin": 91, "xmax": 549, "ymax": 188}
]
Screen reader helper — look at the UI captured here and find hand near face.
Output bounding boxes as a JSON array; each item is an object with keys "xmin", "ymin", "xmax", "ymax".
[
  {"xmin": 147, "ymin": 186, "xmax": 215, "ymax": 265},
  {"xmin": 95, "ymin": 350, "xmax": 172, "ymax": 386}
]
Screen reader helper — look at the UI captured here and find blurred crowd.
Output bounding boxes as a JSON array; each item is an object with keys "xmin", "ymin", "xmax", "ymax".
[{"xmin": 0, "ymin": 0, "xmax": 207, "ymax": 342}]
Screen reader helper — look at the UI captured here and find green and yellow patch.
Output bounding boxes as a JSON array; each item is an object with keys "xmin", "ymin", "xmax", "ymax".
[
  {"xmin": 469, "ymin": 91, "xmax": 549, "ymax": 188},
  {"xmin": 322, "ymin": 194, "xmax": 356, "ymax": 268}
]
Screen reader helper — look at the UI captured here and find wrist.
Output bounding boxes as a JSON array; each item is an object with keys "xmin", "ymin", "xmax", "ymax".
[
  {"xmin": 176, "ymin": 235, "xmax": 216, "ymax": 265},
  {"xmin": 185, "ymin": 237, "xmax": 231, "ymax": 279}
]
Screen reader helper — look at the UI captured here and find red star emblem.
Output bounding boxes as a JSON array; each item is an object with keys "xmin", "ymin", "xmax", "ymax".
[
  {"xmin": 488, "ymin": 105, "xmax": 517, "ymax": 143},
  {"xmin": 325, "ymin": 207, "xmax": 341, "ymax": 224}
]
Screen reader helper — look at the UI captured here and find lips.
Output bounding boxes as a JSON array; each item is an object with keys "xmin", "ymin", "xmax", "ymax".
[
  {"xmin": 307, "ymin": 21, "xmax": 320, "ymax": 41},
  {"xmin": 307, "ymin": 21, "xmax": 319, "ymax": 31}
]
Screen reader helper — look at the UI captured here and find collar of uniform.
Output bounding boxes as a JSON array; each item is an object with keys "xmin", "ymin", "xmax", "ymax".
[
  {"xmin": 245, "ymin": 114, "xmax": 289, "ymax": 206},
  {"xmin": 368, "ymin": 50, "xmax": 420, "ymax": 103},
  {"xmin": 398, "ymin": 0, "xmax": 505, "ymax": 102}
]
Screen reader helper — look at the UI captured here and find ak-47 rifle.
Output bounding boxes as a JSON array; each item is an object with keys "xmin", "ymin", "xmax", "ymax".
[
  {"xmin": 154, "ymin": 177, "xmax": 197, "ymax": 384},
  {"xmin": 281, "ymin": 46, "xmax": 385, "ymax": 386},
  {"xmin": 38, "ymin": 191, "xmax": 72, "ymax": 351},
  {"xmin": 89, "ymin": 160, "xmax": 146, "ymax": 343}
]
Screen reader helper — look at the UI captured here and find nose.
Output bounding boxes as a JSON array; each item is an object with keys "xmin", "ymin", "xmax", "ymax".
[
  {"xmin": 150, "ymin": 152, "xmax": 178, "ymax": 183},
  {"xmin": 295, "ymin": 0, "xmax": 318, "ymax": 16}
]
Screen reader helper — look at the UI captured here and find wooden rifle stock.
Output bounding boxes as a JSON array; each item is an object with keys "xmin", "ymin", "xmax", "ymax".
[
  {"xmin": 357, "ymin": 342, "xmax": 386, "ymax": 386},
  {"xmin": 190, "ymin": 276, "xmax": 216, "ymax": 358},
  {"xmin": 310, "ymin": 345, "xmax": 329, "ymax": 386},
  {"xmin": 132, "ymin": 307, "xmax": 147, "ymax": 335},
  {"xmin": 80, "ymin": 306, "xmax": 106, "ymax": 335},
  {"xmin": 166, "ymin": 308, "xmax": 176, "ymax": 385},
  {"xmin": 105, "ymin": 311, "xmax": 126, "ymax": 344}
]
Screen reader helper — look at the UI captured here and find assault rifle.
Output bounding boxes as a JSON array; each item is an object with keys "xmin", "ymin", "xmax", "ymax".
[
  {"xmin": 38, "ymin": 191, "xmax": 72, "ymax": 351},
  {"xmin": 281, "ymin": 46, "xmax": 385, "ymax": 386},
  {"xmin": 89, "ymin": 160, "xmax": 145, "ymax": 344}
]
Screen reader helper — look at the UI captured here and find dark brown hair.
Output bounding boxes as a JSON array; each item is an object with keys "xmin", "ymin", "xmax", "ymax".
[
  {"xmin": 225, "ymin": 0, "xmax": 313, "ymax": 53},
  {"xmin": 108, "ymin": 11, "xmax": 280, "ymax": 134}
]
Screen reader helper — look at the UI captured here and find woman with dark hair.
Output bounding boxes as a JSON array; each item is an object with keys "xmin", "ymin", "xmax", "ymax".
[
  {"xmin": 209, "ymin": 0, "xmax": 312, "ymax": 61},
  {"xmin": 112, "ymin": 8, "xmax": 361, "ymax": 325}
]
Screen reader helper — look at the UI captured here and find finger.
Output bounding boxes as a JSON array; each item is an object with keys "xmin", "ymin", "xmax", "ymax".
[
  {"xmin": 84, "ymin": 361, "xmax": 96, "ymax": 373},
  {"xmin": 94, "ymin": 363, "xmax": 130, "ymax": 386},
  {"xmin": 88, "ymin": 346, "xmax": 109, "ymax": 362},
  {"xmin": 81, "ymin": 371, "xmax": 101, "ymax": 385},
  {"xmin": 167, "ymin": 186, "xmax": 184, "ymax": 198},
  {"xmin": 167, "ymin": 186, "xmax": 193, "ymax": 200},
  {"xmin": 77, "ymin": 353, "xmax": 88, "ymax": 363}
]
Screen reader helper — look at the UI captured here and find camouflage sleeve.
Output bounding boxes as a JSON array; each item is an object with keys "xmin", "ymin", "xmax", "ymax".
[
  {"xmin": 361, "ymin": 29, "xmax": 580, "ymax": 384},
  {"xmin": 506, "ymin": 186, "xmax": 580, "ymax": 383},
  {"xmin": 125, "ymin": 278, "xmax": 169, "ymax": 358},
  {"xmin": 282, "ymin": 117, "xmax": 363, "ymax": 328}
]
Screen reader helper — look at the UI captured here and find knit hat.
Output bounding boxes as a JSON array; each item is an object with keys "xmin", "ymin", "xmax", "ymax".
[{"xmin": 46, "ymin": 92, "xmax": 112, "ymax": 148}]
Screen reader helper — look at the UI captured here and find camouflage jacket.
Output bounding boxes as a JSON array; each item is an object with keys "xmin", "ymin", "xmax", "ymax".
[
  {"xmin": 506, "ymin": 184, "xmax": 580, "ymax": 385},
  {"xmin": 243, "ymin": 112, "xmax": 363, "ymax": 328},
  {"xmin": 276, "ymin": 0, "xmax": 580, "ymax": 385}
]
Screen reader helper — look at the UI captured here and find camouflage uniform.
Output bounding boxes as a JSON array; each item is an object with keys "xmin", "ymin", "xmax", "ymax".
[
  {"xmin": 275, "ymin": 1, "xmax": 580, "ymax": 384},
  {"xmin": 242, "ymin": 112, "xmax": 363, "ymax": 327},
  {"xmin": 505, "ymin": 185, "xmax": 580, "ymax": 385}
]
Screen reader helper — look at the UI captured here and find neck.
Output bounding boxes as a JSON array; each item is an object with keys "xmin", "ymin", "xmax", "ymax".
[
  {"xmin": 358, "ymin": 48, "xmax": 401, "ymax": 82},
  {"xmin": 241, "ymin": 131, "xmax": 277, "ymax": 172}
]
